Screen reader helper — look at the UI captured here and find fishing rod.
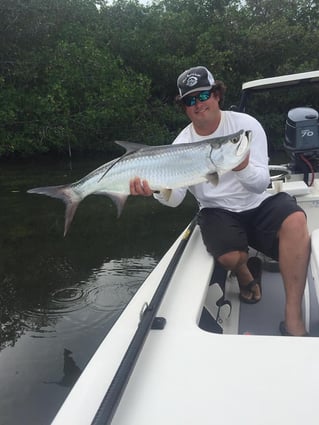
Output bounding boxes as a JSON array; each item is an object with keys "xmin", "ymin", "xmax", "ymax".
[{"xmin": 91, "ymin": 216, "xmax": 198, "ymax": 425}]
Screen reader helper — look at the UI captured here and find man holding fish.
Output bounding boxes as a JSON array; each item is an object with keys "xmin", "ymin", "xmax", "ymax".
[{"xmin": 130, "ymin": 66, "xmax": 310, "ymax": 337}]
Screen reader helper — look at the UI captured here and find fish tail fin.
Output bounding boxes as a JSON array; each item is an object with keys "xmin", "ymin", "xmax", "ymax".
[
  {"xmin": 27, "ymin": 184, "xmax": 82, "ymax": 236},
  {"xmin": 64, "ymin": 200, "xmax": 80, "ymax": 236}
]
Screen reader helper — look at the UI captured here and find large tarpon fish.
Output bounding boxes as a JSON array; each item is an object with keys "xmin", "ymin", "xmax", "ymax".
[{"xmin": 28, "ymin": 129, "xmax": 251, "ymax": 235}]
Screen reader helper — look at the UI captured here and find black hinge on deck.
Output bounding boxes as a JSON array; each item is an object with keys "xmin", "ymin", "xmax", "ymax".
[{"xmin": 151, "ymin": 317, "xmax": 166, "ymax": 329}]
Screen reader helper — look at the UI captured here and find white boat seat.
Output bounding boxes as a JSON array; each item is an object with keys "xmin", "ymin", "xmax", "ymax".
[{"xmin": 271, "ymin": 180, "xmax": 311, "ymax": 196}]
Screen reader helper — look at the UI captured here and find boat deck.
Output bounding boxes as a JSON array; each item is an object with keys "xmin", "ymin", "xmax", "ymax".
[
  {"xmin": 200, "ymin": 257, "xmax": 319, "ymax": 337},
  {"xmin": 52, "ymin": 178, "xmax": 319, "ymax": 425},
  {"xmin": 53, "ymin": 223, "xmax": 319, "ymax": 425},
  {"xmin": 110, "ymin": 226, "xmax": 319, "ymax": 425}
]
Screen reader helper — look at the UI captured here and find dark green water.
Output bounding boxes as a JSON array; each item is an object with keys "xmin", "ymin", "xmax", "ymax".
[{"xmin": 0, "ymin": 157, "xmax": 196, "ymax": 425}]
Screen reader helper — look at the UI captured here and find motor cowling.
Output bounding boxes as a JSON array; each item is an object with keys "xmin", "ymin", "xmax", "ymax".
[{"xmin": 284, "ymin": 107, "xmax": 319, "ymax": 153}]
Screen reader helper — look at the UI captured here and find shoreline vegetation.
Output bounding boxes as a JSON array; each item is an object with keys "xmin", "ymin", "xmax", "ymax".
[{"xmin": 1, "ymin": 0, "xmax": 319, "ymax": 159}]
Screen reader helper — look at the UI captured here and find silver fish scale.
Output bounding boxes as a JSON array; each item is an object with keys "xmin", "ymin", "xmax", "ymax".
[{"xmin": 95, "ymin": 143, "xmax": 214, "ymax": 193}]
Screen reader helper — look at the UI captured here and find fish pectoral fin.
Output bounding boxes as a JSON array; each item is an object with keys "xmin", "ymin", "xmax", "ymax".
[
  {"xmin": 206, "ymin": 172, "xmax": 219, "ymax": 186},
  {"xmin": 160, "ymin": 189, "xmax": 172, "ymax": 202},
  {"xmin": 115, "ymin": 140, "xmax": 148, "ymax": 153}
]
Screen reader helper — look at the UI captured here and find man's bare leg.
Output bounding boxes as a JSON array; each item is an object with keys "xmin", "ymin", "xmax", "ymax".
[
  {"xmin": 278, "ymin": 212, "xmax": 310, "ymax": 336},
  {"xmin": 218, "ymin": 251, "xmax": 261, "ymax": 302}
]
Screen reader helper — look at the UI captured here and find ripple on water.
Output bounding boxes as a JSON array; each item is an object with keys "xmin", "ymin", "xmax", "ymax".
[{"xmin": 22, "ymin": 256, "xmax": 158, "ymax": 334}]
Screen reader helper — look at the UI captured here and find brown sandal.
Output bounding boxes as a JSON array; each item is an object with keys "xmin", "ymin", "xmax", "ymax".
[{"xmin": 239, "ymin": 257, "xmax": 262, "ymax": 304}]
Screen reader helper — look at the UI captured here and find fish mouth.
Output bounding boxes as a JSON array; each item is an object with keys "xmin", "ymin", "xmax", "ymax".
[{"xmin": 235, "ymin": 132, "xmax": 250, "ymax": 156}]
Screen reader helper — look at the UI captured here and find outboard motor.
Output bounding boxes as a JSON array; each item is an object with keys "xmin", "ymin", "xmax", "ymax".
[{"xmin": 284, "ymin": 107, "xmax": 319, "ymax": 184}]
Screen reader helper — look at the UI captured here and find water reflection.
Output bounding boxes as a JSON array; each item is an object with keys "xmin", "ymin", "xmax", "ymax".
[
  {"xmin": 0, "ymin": 157, "xmax": 196, "ymax": 425},
  {"xmin": 44, "ymin": 348, "xmax": 82, "ymax": 388},
  {"xmin": 20, "ymin": 256, "xmax": 157, "ymax": 335},
  {"xmin": 0, "ymin": 158, "xmax": 195, "ymax": 349}
]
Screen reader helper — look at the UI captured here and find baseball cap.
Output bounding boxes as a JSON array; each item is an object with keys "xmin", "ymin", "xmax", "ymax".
[{"xmin": 177, "ymin": 66, "xmax": 215, "ymax": 98}]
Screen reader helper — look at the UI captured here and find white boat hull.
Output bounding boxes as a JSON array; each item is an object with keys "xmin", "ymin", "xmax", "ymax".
[{"xmin": 51, "ymin": 177, "xmax": 319, "ymax": 425}]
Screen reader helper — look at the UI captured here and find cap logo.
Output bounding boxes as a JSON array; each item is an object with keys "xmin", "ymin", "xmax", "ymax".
[{"xmin": 185, "ymin": 75, "xmax": 198, "ymax": 87}]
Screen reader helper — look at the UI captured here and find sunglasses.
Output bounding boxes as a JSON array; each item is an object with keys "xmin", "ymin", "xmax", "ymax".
[{"xmin": 182, "ymin": 90, "xmax": 212, "ymax": 107}]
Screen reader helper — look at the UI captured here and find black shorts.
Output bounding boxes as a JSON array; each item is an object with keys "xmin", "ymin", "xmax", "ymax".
[{"xmin": 197, "ymin": 192, "xmax": 305, "ymax": 261}]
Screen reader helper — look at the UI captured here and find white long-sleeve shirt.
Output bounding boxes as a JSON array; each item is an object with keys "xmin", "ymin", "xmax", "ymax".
[{"xmin": 154, "ymin": 110, "xmax": 271, "ymax": 212}]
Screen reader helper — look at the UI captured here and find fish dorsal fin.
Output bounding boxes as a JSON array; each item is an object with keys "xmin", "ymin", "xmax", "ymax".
[
  {"xmin": 115, "ymin": 140, "xmax": 148, "ymax": 153},
  {"xmin": 98, "ymin": 141, "xmax": 148, "ymax": 183}
]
